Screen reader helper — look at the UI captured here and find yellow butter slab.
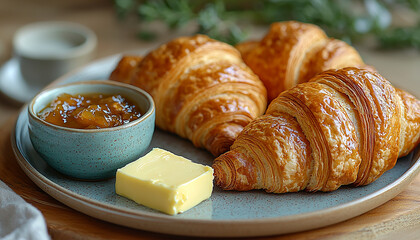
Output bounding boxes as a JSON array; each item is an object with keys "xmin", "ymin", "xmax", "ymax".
[{"xmin": 115, "ymin": 148, "xmax": 214, "ymax": 215}]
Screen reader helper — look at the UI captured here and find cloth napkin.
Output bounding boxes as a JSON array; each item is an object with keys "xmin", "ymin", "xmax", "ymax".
[{"xmin": 0, "ymin": 180, "xmax": 50, "ymax": 240}]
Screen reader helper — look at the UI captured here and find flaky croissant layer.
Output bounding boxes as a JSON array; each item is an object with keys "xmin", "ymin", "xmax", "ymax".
[
  {"xmin": 213, "ymin": 67, "xmax": 420, "ymax": 193},
  {"xmin": 236, "ymin": 21, "xmax": 365, "ymax": 102},
  {"xmin": 110, "ymin": 35, "xmax": 267, "ymax": 156}
]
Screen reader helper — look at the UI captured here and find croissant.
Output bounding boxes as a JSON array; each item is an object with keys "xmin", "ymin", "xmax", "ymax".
[
  {"xmin": 236, "ymin": 21, "xmax": 365, "ymax": 102},
  {"xmin": 109, "ymin": 56, "xmax": 143, "ymax": 85},
  {"xmin": 213, "ymin": 67, "xmax": 420, "ymax": 193},
  {"xmin": 110, "ymin": 35, "xmax": 267, "ymax": 156}
]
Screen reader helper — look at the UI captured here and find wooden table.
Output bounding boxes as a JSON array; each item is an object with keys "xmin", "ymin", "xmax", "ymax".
[{"xmin": 2, "ymin": 1, "xmax": 420, "ymax": 239}]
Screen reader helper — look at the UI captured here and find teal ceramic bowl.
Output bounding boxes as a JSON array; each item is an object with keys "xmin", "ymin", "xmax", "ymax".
[{"xmin": 28, "ymin": 80, "xmax": 155, "ymax": 180}]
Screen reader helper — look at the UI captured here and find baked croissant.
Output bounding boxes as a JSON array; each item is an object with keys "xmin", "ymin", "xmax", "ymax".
[
  {"xmin": 110, "ymin": 35, "xmax": 267, "ymax": 156},
  {"xmin": 213, "ymin": 67, "xmax": 420, "ymax": 193},
  {"xmin": 236, "ymin": 21, "xmax": 365, "ymax": 102}
]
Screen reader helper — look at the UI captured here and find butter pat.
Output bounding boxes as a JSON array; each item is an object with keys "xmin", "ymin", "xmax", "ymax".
[{"xmin": 115, "ymin": 148, "xmax": 214, "ymax": 215}]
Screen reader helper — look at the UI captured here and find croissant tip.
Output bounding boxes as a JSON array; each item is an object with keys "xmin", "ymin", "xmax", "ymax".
[
  {"xmin": 213, "ymin": 150, "xmax": 257, "ymax": 191},
  {"xmin": 212, "ymin": 158, "xmax": 230, "ymax": 189},
  {"xmin": 210, "ymin": 145, "xmax": 231, "ymax": 157},
  {"xmin": 206, "ymin": 125, "xmax": 245, "ymax": 157}
]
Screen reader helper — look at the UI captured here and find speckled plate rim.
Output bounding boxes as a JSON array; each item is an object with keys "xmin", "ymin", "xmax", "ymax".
[{"xmin": 10, "ymin": 53, "xmax": 420, "ymax": 237}]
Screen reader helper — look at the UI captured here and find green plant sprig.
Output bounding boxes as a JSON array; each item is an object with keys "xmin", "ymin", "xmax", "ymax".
[{"xmin": 114, "ymin": 0, "xmax": 420, "ymax": 49}]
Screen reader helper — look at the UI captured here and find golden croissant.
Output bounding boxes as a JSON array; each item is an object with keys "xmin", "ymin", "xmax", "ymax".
[
  {"xmin": 110, "ymin": 35, "xmax": 267, "ymax": 156},
  {"xmin": 213, "ymin": 67, "xmax": 420, "ymax": 193},
  {"xmin": 236, "ymin": 21, "xmax": 365, "ymax": 102}
]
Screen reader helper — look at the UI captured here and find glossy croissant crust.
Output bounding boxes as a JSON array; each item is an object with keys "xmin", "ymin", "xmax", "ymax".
[
  {"xmin": 213, "ymin": 67, "xmax": 420, "ymax": 193},
  {"xmin": 110, "ymin": 35, "xmax": 267, "ymax": 156},
  {"xmin": 236, "ymin": 21, "xmax": 365, "ymax": 102}
]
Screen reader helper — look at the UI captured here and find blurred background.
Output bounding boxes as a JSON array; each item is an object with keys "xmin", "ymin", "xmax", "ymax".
[{"xmin": 1, "ymin": 0, "xmax": 420, "ymax": 126}]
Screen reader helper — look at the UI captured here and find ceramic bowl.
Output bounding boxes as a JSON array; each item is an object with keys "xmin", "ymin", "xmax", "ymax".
[
  {"xmin": 28, "ymin": 80, "xmax": 155, "ymax": 180},
  {"xmin": 13, "ymin": 21, "xmax": 97, "ymax": 89}
]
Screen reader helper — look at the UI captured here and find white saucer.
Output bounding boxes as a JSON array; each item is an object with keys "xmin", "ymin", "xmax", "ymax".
[{"xmin": 0, "ymin": 58, "xmax": 41, "ymax": 104}]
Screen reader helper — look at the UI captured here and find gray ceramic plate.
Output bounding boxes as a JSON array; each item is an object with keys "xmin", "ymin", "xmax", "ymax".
[{"xmin": 12, "ymin": 55, "xmax": 420, "ymax": 237}]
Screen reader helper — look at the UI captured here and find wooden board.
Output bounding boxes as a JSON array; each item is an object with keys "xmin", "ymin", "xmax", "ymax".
[{"xmin": 2, "ymin": 114, "xmax": 420, "ymax": 240}]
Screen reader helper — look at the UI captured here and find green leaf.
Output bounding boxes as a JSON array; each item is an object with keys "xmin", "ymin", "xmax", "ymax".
[
  {"xmin": 114, "ymin": 0, "xmax": 136, "ymax": 19},
  {"xmin": 137, "ymin": 30, "xmax": 157, "ymax": 41},
  {"xmin": 113, "ymin": 0, "xmax": 420, "ymax": 48}
]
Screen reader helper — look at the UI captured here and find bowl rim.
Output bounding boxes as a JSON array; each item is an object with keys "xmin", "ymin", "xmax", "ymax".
[
  {"xmin": 13, "ymin": 21, "xmax": 97, "ymax": 60},
  {"xmin": 28, "ymin": 80, "xmax": 155, "ymax": 133}
]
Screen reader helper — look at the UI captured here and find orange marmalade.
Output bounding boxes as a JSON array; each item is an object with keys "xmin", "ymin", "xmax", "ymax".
[{"xmin": 38, "ymin": 93, "xmax": 142, "ymax": 129}]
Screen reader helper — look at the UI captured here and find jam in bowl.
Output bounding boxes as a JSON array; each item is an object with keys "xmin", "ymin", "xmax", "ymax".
[
  {"xmin": 38, "ymin": 92, "xmax": 143, "ymax": 129},
  {"xmin": 28, "ymin": 80, "xmax": 155, "ymax": 180}
]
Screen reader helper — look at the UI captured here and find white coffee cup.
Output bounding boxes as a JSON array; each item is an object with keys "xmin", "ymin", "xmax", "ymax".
[{"xmin": 13, "ymin": 21, "xmax": 97, "ymax": 89}]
